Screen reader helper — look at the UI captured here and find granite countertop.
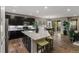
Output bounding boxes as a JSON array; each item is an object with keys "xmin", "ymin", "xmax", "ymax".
[
  {"xmin": 22, "ymin": 27, "xmax": 51, "ymax": 40},
  {"xmin": 8, "ymin": 26, "xmax": 24, "ymax": 31}
]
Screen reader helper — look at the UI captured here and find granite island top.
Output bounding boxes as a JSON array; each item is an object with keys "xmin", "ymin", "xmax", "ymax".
[{"xmin": 22, "ymin": 28, "xmax": 50, "ymax": 40}]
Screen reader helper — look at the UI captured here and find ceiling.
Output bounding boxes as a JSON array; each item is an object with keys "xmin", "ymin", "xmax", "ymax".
[{"xmin": 5, "ymin": 6, "xmax": 79, "ymax": 19}]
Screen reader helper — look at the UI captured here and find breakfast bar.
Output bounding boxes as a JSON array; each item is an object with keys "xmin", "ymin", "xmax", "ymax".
[{"xmin": 22, "ymin": 27, "xmax": 52, "ymax": 53}]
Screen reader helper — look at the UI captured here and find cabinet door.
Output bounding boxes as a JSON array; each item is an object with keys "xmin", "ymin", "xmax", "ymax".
[{"xmin": 23, "ymin": 35, "xmax": 31, "ymax": 53}]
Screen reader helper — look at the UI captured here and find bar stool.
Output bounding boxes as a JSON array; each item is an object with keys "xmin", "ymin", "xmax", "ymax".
[
  {"xmin": 36, "ymin": 39, "xmax": 49, "ymax": 53},
  {"xmin": 46, "ymin": 36, "xmax": 53, "ymax": 52}
]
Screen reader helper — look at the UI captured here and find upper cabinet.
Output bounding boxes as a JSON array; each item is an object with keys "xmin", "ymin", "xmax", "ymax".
[
  {"xmin": 24, "ymin": 18, "xmax": 35, "ymax": 25},
  {"xmin": 14, "ymin": 16, "xmax": 24, "ymax": 25},
  {"xmin": 5, "ymin": 14, "xmax": 35, "ymax": 25}
]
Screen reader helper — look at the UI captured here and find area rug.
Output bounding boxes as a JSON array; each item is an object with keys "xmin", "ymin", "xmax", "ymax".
[{"xmin": 73, "ymin": 41, "xmax": 79, "ymax": 46}]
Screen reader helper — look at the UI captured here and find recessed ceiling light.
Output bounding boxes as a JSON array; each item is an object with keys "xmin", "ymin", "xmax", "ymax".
[
  {"xmin": 44, "ymin": 6, "xmax": 48, "ymax": 9},
  {"xmin": 67, "ymin": 8, "xmax": 71, "ymax": 12},
  {"xmin": 36, "ymin": 10, "xmax": 39, "ymax": 13}
]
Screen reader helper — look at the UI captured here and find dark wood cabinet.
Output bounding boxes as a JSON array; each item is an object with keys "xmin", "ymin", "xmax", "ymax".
[
  {"xmin": 6, "ymin": 15, "xmax": 35, "ymax": 25},
  {"xmin": 23, "ymin": 35, "xmax": 31, "ymax": 53},
  {"xmin": 24, "ymin": 18, "xmax": 35, "ymax": 25},
  {"xmin": 8, "ymin": 16, "xmax": 24, "ymax": 25}
]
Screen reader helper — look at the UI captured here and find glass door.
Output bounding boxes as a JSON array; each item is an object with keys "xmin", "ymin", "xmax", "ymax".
[{"xmin": 70, "ymin": 19, "xmax": 77, "ymax": 30}]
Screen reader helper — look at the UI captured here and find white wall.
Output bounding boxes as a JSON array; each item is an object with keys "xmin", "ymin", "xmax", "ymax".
[
  {"xmin": 77, "ymin": 17, "xmax": 79, "ymax": 31},
  {"xmin": 0, "ymin": 7, "xmax": 1, "ymax": 52},
  {"xmin": 0, "ymin": 6, "xmax": 5, "ymax": 53}
]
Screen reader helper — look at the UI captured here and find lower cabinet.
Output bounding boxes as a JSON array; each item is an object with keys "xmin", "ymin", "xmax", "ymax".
[{"xmin": 23, "ymin": 35, "xmax": 31, "ymax": 53}]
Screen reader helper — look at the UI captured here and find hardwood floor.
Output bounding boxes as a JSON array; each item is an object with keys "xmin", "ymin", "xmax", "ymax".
[
  {"xmin": 8, "ymin": 32, "xmax": 79, "ymax": 53},
  {"xmin": 52, "ymin": 32, "xmax": 79, "ymax": 53},
  {"xmin": 8, "ymin": 38, "xmax": 28, "ymax": 53}
]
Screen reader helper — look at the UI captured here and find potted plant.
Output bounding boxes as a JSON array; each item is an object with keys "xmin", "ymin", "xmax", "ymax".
[{"xmin": 63, "ymin": 20, "xmax": 70, "ymax": 35}]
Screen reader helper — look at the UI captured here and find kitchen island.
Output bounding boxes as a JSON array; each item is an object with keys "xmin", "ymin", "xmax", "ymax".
[{"xmin": 22, "ymin": 27, "xmax": 51, "ymax": 53}]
